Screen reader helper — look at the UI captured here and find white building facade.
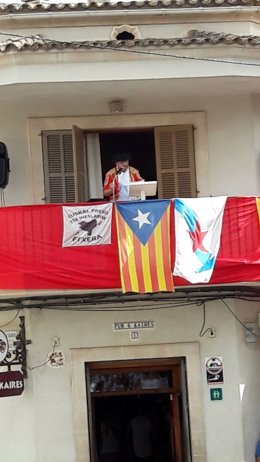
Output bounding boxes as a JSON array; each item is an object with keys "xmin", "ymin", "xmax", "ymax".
[{"xmin": 0, "ymin": 2, "xmax": 259, "ymax": 462}]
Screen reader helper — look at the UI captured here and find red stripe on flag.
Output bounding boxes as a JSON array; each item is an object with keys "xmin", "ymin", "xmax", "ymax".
[
  {"xmin": 132, "ymin": 232, "xmax": 146, "ymax": 293},
  {"xmin": 117, "ymin": 211, "xmax": 132, "ymax": 292},
  {"xmin": 147, "ymin": 231, "xmax": 160, "ymax": 293},
  {"xmin": 161, "ymin": 208, "xmax": 174, "ymax": 291}
]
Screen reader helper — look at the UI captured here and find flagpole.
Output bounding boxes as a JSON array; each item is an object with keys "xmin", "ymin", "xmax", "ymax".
[{"xmin": 112, "ymin": 176, "xmax": 116, "ymax": 203}]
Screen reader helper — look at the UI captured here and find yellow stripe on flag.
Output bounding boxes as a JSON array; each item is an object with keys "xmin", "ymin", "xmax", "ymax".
[
  {"xmin": 256, "ymin": 198, "xmax": 260, "ymax": 224},
  {"xmin": 154, "ymin": 220, "xmax": 166, "ymax": 291},
  {"xmin": 166, "ymin": 204, "xmax": 172, "ymax": 268},
  {"xmin": 141, "ymin": 242, "xmax": 152, "ymax": 293},
  {"xmin": 125, "ymin": 223, "xmax": 139, "ymax": 292},
  {"xmin": 115, "ymin": 209, "xmax": 126, "ymax": 293}
]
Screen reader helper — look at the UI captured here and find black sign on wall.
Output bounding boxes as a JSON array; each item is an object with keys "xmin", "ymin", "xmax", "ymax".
[{"xmin": 206, "ymin": 357, "xmax": 224, "ymax": 385}]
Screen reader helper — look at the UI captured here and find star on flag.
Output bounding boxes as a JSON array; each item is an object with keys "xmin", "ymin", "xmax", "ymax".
[
  {"xmin": 132, "ymin": 209, "xmax": 151, "ymax": 229},
  {"xmin": 188, "ymin": 224, "xmax": 208, "ymax": 252},
  {"xmin": 116, "ymin": 200, "xmax": 170, "ymax": 245}
]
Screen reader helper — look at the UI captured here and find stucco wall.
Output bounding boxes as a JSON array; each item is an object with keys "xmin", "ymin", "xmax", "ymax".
[
  {"xmin": 0, "ymin": 14, "xmax": 259, "ymax": 462},
  {"xmin": 0, "ymin": 94, "xmax": 257, "ymax": 207},
  {"xmin": 206, "ymin": 95, "xmax": 256, "ymax": 196},
  {"xmin": 0, "ymin": 299, "xmax": 258, "ymax": 462},
  {"xmin": 235, "ymin": 300, "xmax": 260, "ymax": 462},
  {"xmin": 0, "ymin": 109, "xmax": 32, "ymax": 205}
]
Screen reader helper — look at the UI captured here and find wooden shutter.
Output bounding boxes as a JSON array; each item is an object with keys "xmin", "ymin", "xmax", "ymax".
[
  {"xmin": 154, "ymin": 125, "xmax": 197, "ymax": 199},
  {"xmin": 42, "ymin": 130, "xmax": 76, "ymax": 203},
  {"xmin": 72, "ymin": 125, "xmax": 89, "ymax": 202}
]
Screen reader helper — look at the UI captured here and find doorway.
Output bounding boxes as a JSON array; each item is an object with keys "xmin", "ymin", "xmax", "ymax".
[
  {"xmin": 99, "ymin": 130, "xmax": 156, "ymax": 184},
  {"xmin": 85, "ymin": 358, "xmax": 191, "ymax": 462}
]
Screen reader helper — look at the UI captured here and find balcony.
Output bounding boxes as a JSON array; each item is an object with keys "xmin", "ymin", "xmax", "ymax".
[{"xmin": 0, "ymin": 196, "xmax": 259, "ymax": 294}]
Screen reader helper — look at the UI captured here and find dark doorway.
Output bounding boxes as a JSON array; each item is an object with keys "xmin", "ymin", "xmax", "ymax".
[
  {"xmin": 94, "ymin": 393, "xmax": 173, "ymax": 462},
  {"xmin": 86, "ymin": 359, "xmax": 190, "ymax": 462},
  {"xmin": 99, "ymin": 130, "xmax": 156, "ymax": 184}
]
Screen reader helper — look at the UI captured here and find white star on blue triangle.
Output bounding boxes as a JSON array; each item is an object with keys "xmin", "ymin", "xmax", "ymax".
[
  {"xmin": 117, "ymin": 200, "xmax": 170, "ymax": 245},
  {"xmin": 133, "ymin": 209, "xmax": 151, "ymax": 229}
]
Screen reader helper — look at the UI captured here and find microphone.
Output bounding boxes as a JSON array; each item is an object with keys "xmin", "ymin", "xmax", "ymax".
[{"xmin": 116, "ymin": 168, "xmax": 123, "ymax": 175}]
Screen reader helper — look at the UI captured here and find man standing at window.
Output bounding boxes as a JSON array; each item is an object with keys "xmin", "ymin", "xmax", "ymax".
[{"xmin": 103, "ymin": 153, "xmax": 143, "ymax": 201}]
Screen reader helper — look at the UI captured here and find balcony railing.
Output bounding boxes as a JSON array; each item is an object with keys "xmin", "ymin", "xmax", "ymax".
[{"xmin": 0, "ymin": 196, "xmax": 259, "ymax": 292}]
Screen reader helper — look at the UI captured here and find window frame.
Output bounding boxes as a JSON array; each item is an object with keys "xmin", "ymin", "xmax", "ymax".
[{"xmin": 28, "ymin": 112, "xmax": 209, "ymax": 204}]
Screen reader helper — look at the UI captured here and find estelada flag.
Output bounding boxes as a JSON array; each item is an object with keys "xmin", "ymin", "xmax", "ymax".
[{"xmin": 116, "ymin": 200, "xmax": 174, "ymax": 294}]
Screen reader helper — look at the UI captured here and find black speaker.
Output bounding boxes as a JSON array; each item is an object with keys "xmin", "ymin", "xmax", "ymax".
[{"xmin": 0, "ymin": 142, "xmax": 10, "ymax": 189}]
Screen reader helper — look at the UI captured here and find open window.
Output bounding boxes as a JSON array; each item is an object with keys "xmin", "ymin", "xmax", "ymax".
[{"xmin": 42, "ymin": 125, "xmax": 196, "ymax": 203}]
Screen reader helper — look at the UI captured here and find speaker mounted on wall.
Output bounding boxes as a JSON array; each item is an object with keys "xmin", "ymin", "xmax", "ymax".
[{"xmin": 0, "ymin": 142, "xmax": 10, "ymax": 189}]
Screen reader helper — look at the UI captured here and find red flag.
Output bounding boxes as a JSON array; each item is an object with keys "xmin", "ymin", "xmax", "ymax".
[
  {"xmin": 0, "ymin": 198, "xmax": 260, "ymax": 290},
  {"xmin": 0, "ymin": 204, "xmax": 121, "ymax": 289}
]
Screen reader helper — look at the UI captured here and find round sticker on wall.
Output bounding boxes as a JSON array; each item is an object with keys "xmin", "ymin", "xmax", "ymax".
[
  {"xmin": 205, "ymin": 356, "xmax": 224, "ymax": 384},
  {"xmin": 0, "ymin": 330, "xmax": 8, "ymax": 363},
  {"xmin": 47, "ymin": 350, "xmax": 65, "ymax": 368}
]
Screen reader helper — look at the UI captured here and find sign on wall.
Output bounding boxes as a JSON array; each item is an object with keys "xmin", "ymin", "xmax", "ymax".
[
  {"xmin": 113, "ymin": 321, "xmax": 155, "ymax": 331},
  {"xmin": 0, "ymin": 371, "xmax": 24, "ymax": 397},
  {"xmin": 113, "ymin": 320, "xmax": 155, "ymax": 341},
  {"xmin": 210, "ymin": 388, "xmax": 223, "ymax": 401},
  {"xmin": 205, "ymin": 356, "xmax": 224, "ymax": 385},
  {"xmin": 0, "ymin": 330, "xmax": 8, "ymax": 363},
  {"xmin": 5, "ymin": 331, "xmax": 18, "ymax": 351}
]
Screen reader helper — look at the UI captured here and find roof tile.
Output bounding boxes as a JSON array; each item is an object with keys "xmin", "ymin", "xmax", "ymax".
[
  {"xmin": 1, "ymin": 30, "xmax": 260, "ymax": 52},
  {"xmin": 0, "ymin": 0, "xmax": 258, "ymax": 13}
]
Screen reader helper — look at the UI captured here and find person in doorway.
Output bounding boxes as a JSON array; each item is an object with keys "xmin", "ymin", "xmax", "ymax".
[
  {"xmin": 103, "ymin": 152, "xmax": 143, "ymax": 201},
  {"xmin": 128, "ymin": 405, "xmax": 154, "ymax": 462},
  {"xmin": 99, "ymin": 416, "xmax": 120, "ymax": 462}
]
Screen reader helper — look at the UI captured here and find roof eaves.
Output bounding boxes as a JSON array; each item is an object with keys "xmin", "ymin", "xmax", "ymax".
[
  {"xmin": 0, "ymin": 0, "xmax": 258, "ymax": 14},
  {"xmin": 1, "ymin": 30, "xmax": 260, "ymax": 52}
]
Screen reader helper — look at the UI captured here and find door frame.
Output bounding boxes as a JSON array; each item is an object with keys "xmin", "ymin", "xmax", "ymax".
[
  {"xmin": 71, "ymin": 342, "xmax": 206, "ymax": 462},
  {"xmin": 87, "ymin": 357, "xmax": 184, "ymax": 462}
]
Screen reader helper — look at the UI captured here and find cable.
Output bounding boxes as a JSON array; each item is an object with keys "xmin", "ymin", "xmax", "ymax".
[
  {"xmin": 198, "ymin": 301, "xmax": 214, "ymax": 337},
  {"xmin": 1, "ymin": 292, "xmax": 260, "ymax": 312},
  {"xmin": 0, "ymin": 32, "xmax": 42, "ymax": 40},
  {"xmin": 221, "ymin": 298, "xmax": 260, "ymax": 339},
  {"xmin": 94, "ymin": 43, "xmax": 260, "ymax": 68},
  {"xmin": 0, "ymin": 309, "xmax": 22, "ymax": 328},
  {"xmin": 18, "ymin": 294, "xmax": 259, "ymax": 311},
  {"xmin": 1, "ymin": 31, "xmax": 260, "ymax": 68},
  {"xmin": 28, "ymin": 358, "xmax": 49, "ymax": 371},
  {"xmin": 0, "ymin": 293, "xmax": 260, "ymax": 312},
  {"xmin": 25, "ymin": 297, "xmax": 214, "ymax": 311},
  {"xmin": 28, "ymin": 342, "xmax": 56, "ymax": 371},
  {"xmin": 22, "ymin": 300, "xmax": 198, "ymax": 312}
]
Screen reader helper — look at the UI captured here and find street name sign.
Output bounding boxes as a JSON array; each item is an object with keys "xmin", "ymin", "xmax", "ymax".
[{"xmin": 0, "ymin": 371, "xmax": 24, "ymax": 397}]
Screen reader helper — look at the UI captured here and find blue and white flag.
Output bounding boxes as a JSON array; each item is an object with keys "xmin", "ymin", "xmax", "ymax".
[{"xmin": 173, "ymin": 197, "xmax": 227, "ymax": 283}]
